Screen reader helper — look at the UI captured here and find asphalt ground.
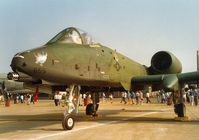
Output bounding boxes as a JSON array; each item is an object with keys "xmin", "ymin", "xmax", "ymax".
[{"xmin": 0, "ymin": 98, "xmax": 199, "ymax": 140}]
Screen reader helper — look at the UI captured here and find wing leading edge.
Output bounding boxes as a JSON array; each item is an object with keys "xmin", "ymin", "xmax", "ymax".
[{"xmin": 131, "ymin": 71, "xmax": 199, "ymax": 91}]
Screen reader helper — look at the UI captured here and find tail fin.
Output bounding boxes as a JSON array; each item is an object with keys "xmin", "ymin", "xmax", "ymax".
[{"xmin": 197, "ymin": 50, "xmax": 199, "ymax": 71}]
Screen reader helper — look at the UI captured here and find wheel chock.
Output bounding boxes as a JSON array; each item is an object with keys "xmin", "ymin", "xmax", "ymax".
[
  {"xmin": 83, "ymin": 114, "xmax": 100, "ymax": 118},
  {"xmin": 82, "ymin": 115, "xmax": 94, "ymax": 118},
  {"xmin": 174, "ymin": 116, "xmax": 190, "ymax": 121}
]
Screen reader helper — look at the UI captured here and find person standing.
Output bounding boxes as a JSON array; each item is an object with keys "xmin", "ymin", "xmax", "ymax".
[
  {"xmin": 16, "ymin": 94, "xmax": 19, "ymax": 104},
  {"xmin": 156, "ymin": 91, "xmax": 161, "ymax": 103},
  {"xmin": 102, "ymin": 92, "xmax": 106, "ymax": 103},
  {"xmin": 136, "ymin": 91, "xmax": 140, "ymax": 105},
  {"xmin": 139, "ymin": 91, "xmax": 143, "ymax": 105},
  {"xmin": 33, "ymin": 94, "xmax": 38, "ymax": 103},
  {"xmin": 57, "ymin": 93, "xmax": 62, "ymax": 106},
  {"xmin": 146, "ymin": 92, "xmax": 151, "ymax": 103},
  {"xmin": 161, "ymin": 93, "xmax": 166, "ymax": 103},
  {"xmin": 189, "ymin": 89, "xmax": 194, "ymax": 106},
  {"xmin": 83, "ymin": 93, "xmax": 87, "ymax": 106},
  {"xmin": 54, "ymin": 92, "xmax": 59, "ymax": 106},
  {"xmin": 194, "ymin": 89, "xmax": 198, "ymax": 106},
  {"xmin": 0, "ymin": 95, "xmax": 4, "ymax": 105},
  {"xmin": 131, "ymin": 91, "xmax": 136, "ymax": 104},
  {"xmin": 127, "ymin": 91, "xmax": 131, "ymax": 104},
  {"xmin": 4, "ymin": 89, "xmax": 11, "ymax": 107},
  {"xmin": 109, "ymin": 93, "xmax": 113, "ymax": 104},
  {"xmin": 20, "ymin": 94, "xmax": 24, "ymax": 103},
  {"xmin": 79, "ymin": 94, "xmax": 83, "ymax": 106},
  {"xmin": 124, "ymin": 91, "xmax": 127, "ymax": 104},
  {"xmin": 120, "ymin": 91, "xmax": 127, "ymax": 104},
  {"xmin": 30, "ymin": 94, "xmax": 34, "ymax": 104},
  {"xmin": 27, "ymin": 94, "xmax": 31, "ymax": 105}
]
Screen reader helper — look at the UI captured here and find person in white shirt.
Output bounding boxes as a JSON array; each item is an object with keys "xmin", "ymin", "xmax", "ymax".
[{"xmin": 146, "ymin": 92, "xmax": 151, "ymax": 103}]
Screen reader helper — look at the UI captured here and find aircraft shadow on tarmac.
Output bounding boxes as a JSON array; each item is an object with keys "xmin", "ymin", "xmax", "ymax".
[{"xmin": 1, "ymin": 109, "xmax": 199, "ymax": 133}]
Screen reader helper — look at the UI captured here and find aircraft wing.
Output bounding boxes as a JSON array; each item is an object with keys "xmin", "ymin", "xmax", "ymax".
[{"xmin": 131, "ymin": 71, "xmax": 199, "ymax": 91}]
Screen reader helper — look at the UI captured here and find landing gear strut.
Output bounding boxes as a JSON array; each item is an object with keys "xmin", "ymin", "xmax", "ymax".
[
  {"xmin": 62, "ymin": 85, "xmax": 80, "ymax": 130},
  {"xmin": 173, "ymin": 90, "xmax": 187, "ymax": 119}
]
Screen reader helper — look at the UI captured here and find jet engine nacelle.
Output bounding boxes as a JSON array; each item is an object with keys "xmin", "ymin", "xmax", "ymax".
[{"xmin": 148, "ymin": 51, "xmax": 182, "ymax": 74}]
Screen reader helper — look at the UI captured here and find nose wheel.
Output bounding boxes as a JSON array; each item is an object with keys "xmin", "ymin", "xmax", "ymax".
[{"xmin": 62, "ymin": 114, "xmax": 75, "ymax": 130}]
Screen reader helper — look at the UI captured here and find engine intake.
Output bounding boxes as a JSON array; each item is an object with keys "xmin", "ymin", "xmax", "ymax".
[{"xmin": 148, "ymin": 51, "xmax": 182, "ymax": 74}]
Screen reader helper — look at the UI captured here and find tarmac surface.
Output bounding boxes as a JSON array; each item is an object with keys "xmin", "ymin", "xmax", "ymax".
[{"xmin": 0, "ymin": 99, "xmax": 199, "ymax": 140}]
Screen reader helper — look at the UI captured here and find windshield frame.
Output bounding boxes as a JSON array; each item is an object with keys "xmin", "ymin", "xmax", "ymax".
[{"xmin": 46, "ymin": 27, "xmax": 96, "ymax": 45}]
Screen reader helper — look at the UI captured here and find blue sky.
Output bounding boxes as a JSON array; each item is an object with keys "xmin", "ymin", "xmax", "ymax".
[{"xmin": 0, "ymin": 0, "xmax": 199, "ymax": 73}]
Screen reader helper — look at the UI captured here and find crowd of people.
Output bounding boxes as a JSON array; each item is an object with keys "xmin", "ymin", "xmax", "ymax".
[
  {"xmin": 75, "ymin": 91, "xmax": 152, "ymax": 106},
  {"xmin": 1, "ymin": 86, "xmax": 199, "ymax": 107},
  {"xmin": 183, "ymin": 88, "xmax": 199, "ymax": 106},
  {"xmin": 119, "ymin": 91, "xmax": 151, "ymax": 105},
  {"xmin": 0, "ymin": 92, "xmax": 38, "ymax": 106},
  {"xmin": 98, "ymin": 87, "xmax": 199, "ymax": 106},
  {"xmin": 13, "ymin": 94, "xmax": 38, "ymax": 105},
  {"xmin": 155, "ymin": 88, "xmax": 199, "ymax": 106}
]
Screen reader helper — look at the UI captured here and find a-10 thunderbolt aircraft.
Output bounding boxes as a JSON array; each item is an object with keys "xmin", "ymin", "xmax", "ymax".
[
  {"xmin": 7, "ymin": 27, "xmax": 199, "ymax": 130},
  {"xmin": 0, "ymin": 73, "xmax": 52, "ymax": 96},
  {"xmin": 0, "ymin": 74, "xmax": 31, "ymax": 95}
]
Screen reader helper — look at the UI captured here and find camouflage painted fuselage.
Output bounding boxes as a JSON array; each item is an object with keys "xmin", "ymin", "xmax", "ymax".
[{"xmin": 11, "ymin": 43, "xmax": 148, "ymax": 90}]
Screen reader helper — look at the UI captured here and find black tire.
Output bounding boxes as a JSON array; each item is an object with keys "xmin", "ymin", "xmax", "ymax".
[
  {"xmin": 86, "ymin": 103, "xmax": 94, "ymax": 115},
  {"xmin": 174, "ymin": 103, "xmax": 186, "ymax": 117},
  {"xmin": 62, "ymin": 114, "xmax": 75, "ymax": 130}
]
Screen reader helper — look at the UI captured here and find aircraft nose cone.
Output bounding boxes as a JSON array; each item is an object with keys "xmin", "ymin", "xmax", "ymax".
[{"xmin": 11, "ymin": 53, "xmax": 26, "ymax": 72}]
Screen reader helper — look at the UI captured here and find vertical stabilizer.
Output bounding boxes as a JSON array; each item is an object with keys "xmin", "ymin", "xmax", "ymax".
[{"xmin": 197, "ymin": 50, "xmax": 199, "ymax": 71}]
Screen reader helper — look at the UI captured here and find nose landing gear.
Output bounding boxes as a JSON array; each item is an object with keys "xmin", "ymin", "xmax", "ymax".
[{"xmin": 62, "ymin": 85, "xmax": 80, "ymax": 130}]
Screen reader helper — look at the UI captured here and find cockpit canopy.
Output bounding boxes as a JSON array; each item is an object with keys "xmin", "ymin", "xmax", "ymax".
[{"xmin": 47, "ymin": 27, "xmax": 96, "ymax": 45}]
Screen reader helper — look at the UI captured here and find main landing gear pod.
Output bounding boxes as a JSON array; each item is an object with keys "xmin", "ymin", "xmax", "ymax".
[
  {"xmin": 86, "ymin": 103, "xmax": 95, "ymax": 115},
  {"xmin": 173, "ymin": 90, "xmax": 189, "ymax": 121},
  {"xmin": 86, "ymin": 103, "xmax": 99, "ymax": 116},
  {"xmin": 174, "ymin": 103, "xmax": 186, "ymax": 117},
  {"xmin": 86, "ymin": 93, "xmax": 99, "ymax": 117}
]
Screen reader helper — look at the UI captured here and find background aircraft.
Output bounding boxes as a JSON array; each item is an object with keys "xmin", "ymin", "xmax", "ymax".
[
  {"xmin": 7, "ymin": 27, "xmax": 199, "ymax": 130},
  {"xmin": 0, "ymin": 73, "xmax": 53, "ymax": 105},
  {"xmin": 0, "ymin": 73, "xmax": 25, "ymax": 94}
]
